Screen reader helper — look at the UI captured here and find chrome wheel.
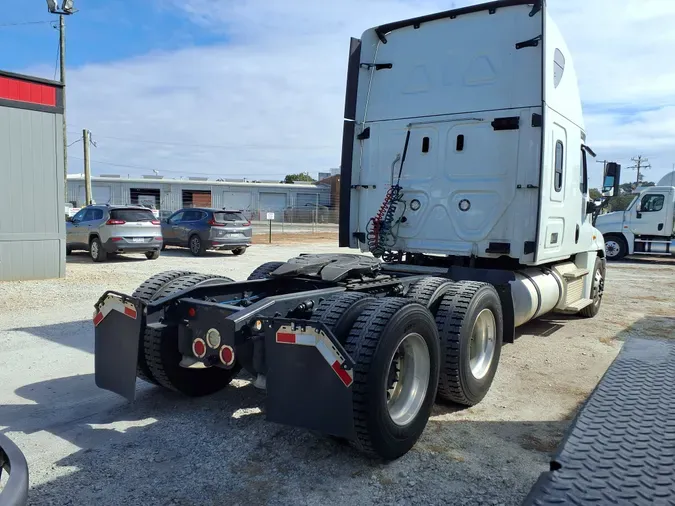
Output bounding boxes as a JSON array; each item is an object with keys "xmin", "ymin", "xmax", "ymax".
[
  {"xmin": 605, "ymin": 240, "xmax": 620, "ymax": 259},
  {"xmin": 469, "ymin": 309, "xmax": 497, "ymax": 380},
  {"xmin": 385, "ymin": 332, "xmax": 430, "ymax": 427}
]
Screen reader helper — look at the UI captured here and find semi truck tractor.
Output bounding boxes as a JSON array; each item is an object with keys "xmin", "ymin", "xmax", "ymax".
[
  {"xmin": 93, "ymin": 0, "xmax": 611, "ymax": 460},
  {"xmin": 596, "ymin": 170, "xmax": 675, "ymax": 260}
]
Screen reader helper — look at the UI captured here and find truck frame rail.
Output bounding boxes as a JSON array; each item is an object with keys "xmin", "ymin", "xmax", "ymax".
[{"xmin": 523, "ymin": 335, "xmax": 675, "ymax": 505}]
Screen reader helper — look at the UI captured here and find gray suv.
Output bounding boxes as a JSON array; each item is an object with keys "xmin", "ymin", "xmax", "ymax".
[
  {"xmin": 66, "ymin": 205, "xmax": 163, "ymax": 262},
  {"xmin": 161, "ymin": 208, "xmax": 252, "ymax": 256}
]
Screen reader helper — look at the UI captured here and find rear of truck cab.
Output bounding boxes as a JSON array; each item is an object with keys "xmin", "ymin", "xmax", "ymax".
[{"xmin": 341, "ymin": 0, "xmax": 599, "ymax": 266}]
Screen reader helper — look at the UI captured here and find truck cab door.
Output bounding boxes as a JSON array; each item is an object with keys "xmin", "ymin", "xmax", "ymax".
[{"xmin": 629, "ymin": 190, "xmax": 671, "ymax": 237}]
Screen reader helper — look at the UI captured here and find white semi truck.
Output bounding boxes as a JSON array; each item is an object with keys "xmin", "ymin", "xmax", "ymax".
[
  {"xmin": 596, "ymin": 170, "xmax": 675, "ymax": 260},
  {"xmin": 93, "ymin": 0, "xmax": 612, "ymax": 460}
]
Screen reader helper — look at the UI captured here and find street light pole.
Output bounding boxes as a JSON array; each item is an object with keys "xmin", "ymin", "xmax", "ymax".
[
  {"xmin": 47, "ymin": 1, "xmax": 76, "ymax": 203},
  {"xmin": 59, "ymin": 14, "xmax": 68, "ymax": 200}
]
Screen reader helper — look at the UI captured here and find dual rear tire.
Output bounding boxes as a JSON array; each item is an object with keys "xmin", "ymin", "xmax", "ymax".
[
  {"xmin": 312, "ymin": 280, "xmax": 503, "ymax": 460},
  {"xmin": 132, "ymin": 271, "xmax": 240, "ymax": 396}
]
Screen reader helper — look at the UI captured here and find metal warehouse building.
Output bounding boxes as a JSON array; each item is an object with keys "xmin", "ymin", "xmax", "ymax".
[
  {"xmin": 66, "ymin": 175, "xmax": 332, "ymax": 220},
  {"xmin": 0, "ymin": 71, "xmax": 65, "ymax": 281}
]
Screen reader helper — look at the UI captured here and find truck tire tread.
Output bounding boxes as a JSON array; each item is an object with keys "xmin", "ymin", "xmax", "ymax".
[
  {"xmin": 435, "ymin": 281, "xmax": 503, "ymax": 406},
  {"xmin": 312, "ymin": 292, "xmax": 375, "ymax": 343},
  {"xmin": 247, "ymin": 261, "xmax": 285, "ymax": 280},
  {"xmin": 406, "ymin": 276, "xmax": 455, "ymax": 314},
  {"xmin": 345, "ymin": 297, "xmax": 440, "ymax": 460},
  {"xmin": 131, "ymin": 270, "xmax": 196, "ymax": 384}
]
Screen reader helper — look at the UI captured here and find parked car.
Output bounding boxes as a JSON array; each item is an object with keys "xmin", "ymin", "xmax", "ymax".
[
  {"xmin": 66, "ymin": 205, "xmax": 163, "ymax": 262},
  {"xmin": 161, "ymin": 208, "xmax": 252, "ymax": 256}
]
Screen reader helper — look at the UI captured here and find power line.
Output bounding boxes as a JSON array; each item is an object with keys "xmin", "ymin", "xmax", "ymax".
[
  {"xmin": 67, "ymin": 131, "xmax": 333, "ymax": 151},
  {"xmin": 69, "ymin": 156, "xmax": 288, "ymax": 178},
  {"xmin": 626, "ymin": 155, "xmax": 652, "ymax": 187},
  {"xmin": 0, "ymin": 20, "xmax": 52, "ymax": 28}
]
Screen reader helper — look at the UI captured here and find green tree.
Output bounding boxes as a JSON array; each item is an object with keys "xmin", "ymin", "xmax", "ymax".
[
  {"xmin": 589, "ymin": 188, "xmax": 602, "ymax": 200},
  {"xmin": 284, "ymin": 172, "xmax": 315, "ymax": 184}
]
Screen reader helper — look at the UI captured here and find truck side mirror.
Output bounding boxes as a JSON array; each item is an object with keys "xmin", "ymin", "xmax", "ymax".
[{"xmin": 602, "ymin": 162, "xmax": 621, "ymax": 196}]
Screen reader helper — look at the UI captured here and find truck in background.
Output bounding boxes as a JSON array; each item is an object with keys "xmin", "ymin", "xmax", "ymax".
[
  {"xmin": 596, "ymin": 170, "xmax": 675, "ymax": 260},
  {"xmin": 92, "ymin": 0, "xmax": 613, "ymax": 460}
]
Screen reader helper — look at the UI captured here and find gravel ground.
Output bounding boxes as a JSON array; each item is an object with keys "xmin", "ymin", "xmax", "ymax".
[{"xmin": 1, "ymin": 246, "xmax": 673, "ymax": 506}]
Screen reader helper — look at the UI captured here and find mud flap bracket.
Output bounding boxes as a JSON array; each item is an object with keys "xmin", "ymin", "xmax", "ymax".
[{"xmin": 264, "ymin": 319, "xmax": 356, "ymax": 439}]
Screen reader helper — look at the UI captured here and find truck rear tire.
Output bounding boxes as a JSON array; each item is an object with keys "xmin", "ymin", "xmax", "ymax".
[
  {"xmin": 247, "ymin": 261, "xmax": 285, "ymax": 280},
  {"xmin": 604, "ymin": 235, "xmax": 628, "ymax": 261},
  {"xmin": 406, "ymin": 276, "xmax": 455, "ymax": 314},
  {"xmin": 312, "ymin": 292, "xmax": 376, "ymax": 343},
  {"xmin": 132, "ymin": 270, "xmax": 197, "ymax": 384},
  {"xmin": 579, "ymin": 257, "xmax": 605, "ymax": 318},
  {"xmin": 435, "ymin": 281, "xmax": 503, "ymax": 406},
  {"xmin": 141, "ymin": 273, "xmax": 240, "ymax": 396},
  {"xmin": 344, "ymin": 298, "xmax": 440, "ymax": 460}
]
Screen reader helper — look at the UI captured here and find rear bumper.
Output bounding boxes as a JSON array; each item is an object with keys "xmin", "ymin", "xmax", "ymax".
[
  {"xmin": 103, "ymin": 237, "xmax": 162, "ymax": 253},
  {"xmin": 0, "ymin": 433, "xmax": 29, "ymax": 506},
  {"xmin": 209, "ymin": 236, "xmax": 252, "ymax": 249}
]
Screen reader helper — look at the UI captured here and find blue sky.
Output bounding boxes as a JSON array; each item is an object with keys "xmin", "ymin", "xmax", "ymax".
[
  {"xmin": 2, "ymin": 0, "xmax": 675, "ymax": 186},
  {"xmin": 1, "ymin": 1, "xmax": 225, "ymax": 74}
]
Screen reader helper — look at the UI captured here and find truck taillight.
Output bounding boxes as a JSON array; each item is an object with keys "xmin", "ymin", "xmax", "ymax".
[{"xmin": 106, "ymin": 219, "xmax": 125, "ymax": 225}]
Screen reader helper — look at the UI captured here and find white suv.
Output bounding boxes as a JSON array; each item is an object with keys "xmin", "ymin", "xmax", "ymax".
[{"xmin": 66, "ymin": 205, "xmax": 163, "ymax": 262}]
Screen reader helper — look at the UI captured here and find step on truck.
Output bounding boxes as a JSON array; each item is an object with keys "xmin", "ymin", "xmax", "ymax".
[
  {"xmin": 94, "ymin": 0, "xmax": 611, "ymax": 460},
  {"xmin": 596, "ymin": 169, "xmax": 675, "ymax": 260}
]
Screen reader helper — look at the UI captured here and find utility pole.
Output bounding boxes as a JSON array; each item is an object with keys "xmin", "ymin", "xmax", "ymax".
[
  {"xmin": 83, "ymin": 129, "xmax": 92, "ymax": 205},
  {"xmin": 626, "ymin": 155, "xmax": 651, "ymax": 188}
]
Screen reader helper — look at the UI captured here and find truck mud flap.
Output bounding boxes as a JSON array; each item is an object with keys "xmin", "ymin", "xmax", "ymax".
[
  {"xmin": 522, "ymin": 336, "xmax": 675, "ymax": 505},
  {"xmin": 264, "ymin": 319, "xmax": 357, "ymax": 440},
  {"xmin": 93, "ymin": 291, "xmax": 143, "ymax": 401}
]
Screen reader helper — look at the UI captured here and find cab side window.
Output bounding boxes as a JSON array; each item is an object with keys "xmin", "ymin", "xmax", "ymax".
[
  {"xmin": 554, "ymin": 141, "xmax": 564, "ymax": 192},
  {"xmin": 640, "ymin": 194, "xmax": 664, "ymax": 212}
]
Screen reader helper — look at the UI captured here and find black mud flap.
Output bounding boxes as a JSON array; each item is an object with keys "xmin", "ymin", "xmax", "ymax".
[
  {"xmin": 522, "ymin": 336, "xmax": 675, "ymax": 505},
  {"xmin": 264, "ymin": 319, "xmax": 357, "ymax": 440},
  {"xmin": 93, "ymin": 291, "xmax": 144, "ymax": 401}
]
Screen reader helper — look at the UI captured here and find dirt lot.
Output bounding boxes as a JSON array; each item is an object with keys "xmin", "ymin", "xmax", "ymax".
[{"xmin": 1, "ymin": 245, "xmax": 673, "ymax": 506}]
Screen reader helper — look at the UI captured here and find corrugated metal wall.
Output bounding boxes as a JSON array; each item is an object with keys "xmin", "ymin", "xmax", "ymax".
[{"xmin": 0, "ymin": 106, "xmax": 65, "ymax": 281}]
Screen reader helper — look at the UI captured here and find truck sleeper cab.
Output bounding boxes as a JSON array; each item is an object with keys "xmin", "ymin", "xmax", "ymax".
[{"xmin": 93, "ymin": 0, "xmax": 607, "ymax": 461}]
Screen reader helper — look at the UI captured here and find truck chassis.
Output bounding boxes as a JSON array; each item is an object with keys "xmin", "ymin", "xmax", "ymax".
[{"xmin": 94, "ymin": 253, "xmax": 602, "ymax": 460}]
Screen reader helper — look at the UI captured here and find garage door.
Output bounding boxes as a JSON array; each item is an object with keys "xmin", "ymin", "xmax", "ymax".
[
  {"xmin": 296, "ymin": 193, "xmax": 319, "ymax": 207},
  {"xmin": 223, "ymin": 191, "xmax": 252, "ymax": 211},
  {"xmin": 259, "ymin": 192, "xmax": 287, "ymax": 211},
  {"xmin": 78, "ymin": 185, "xmax": 111, "ymax": 205}
]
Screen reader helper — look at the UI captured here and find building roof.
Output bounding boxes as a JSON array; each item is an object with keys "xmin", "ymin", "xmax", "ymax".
[{"xmin": 66, "ymin": 174, "xmax": 327, "ymax": 190}]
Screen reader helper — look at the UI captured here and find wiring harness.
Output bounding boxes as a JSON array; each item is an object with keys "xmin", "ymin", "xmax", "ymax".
[{"xmin": 366, "ymin": 130, "xmax": 411, "ymax": 258}]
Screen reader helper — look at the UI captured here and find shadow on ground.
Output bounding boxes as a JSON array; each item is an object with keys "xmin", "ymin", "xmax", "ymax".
[
  {"xmin": 9, "ymin": 320, "xmax": 93, "ymax": 354},
  {"xmin": 1, "ymin": 370, "xmax": 583, "ymax": 506}
]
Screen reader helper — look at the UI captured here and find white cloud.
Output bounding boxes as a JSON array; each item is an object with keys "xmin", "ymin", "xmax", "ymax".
[{"xmin": 24, "ymin": 0, "xmax": 675, "ymax": 186}]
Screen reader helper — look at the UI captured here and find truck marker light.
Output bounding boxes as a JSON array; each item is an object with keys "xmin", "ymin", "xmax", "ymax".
[
  {"xmin": 275, "ymin": 326, "xmax": 354, "ymax": 387},
  {"xmin": 219, "ymin": 345, "xmax": 235, "ymax": 366},
  {"xmin": 93, "ymin": 296, "xmax": 137, "ymax": 327},
  {"xmin": 192, "ymin": 338, "xmax": 206, "ymax": 358},
  {"xmin": 188, "ymin": 307, "xmax": 196, "ymax": 318}
]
